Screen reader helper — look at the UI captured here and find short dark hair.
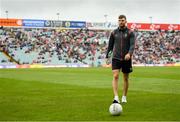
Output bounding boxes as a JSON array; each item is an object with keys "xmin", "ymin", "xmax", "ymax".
[{"xmin": 118, "ymin": 15, "xmax": 126, "ymax": 20}]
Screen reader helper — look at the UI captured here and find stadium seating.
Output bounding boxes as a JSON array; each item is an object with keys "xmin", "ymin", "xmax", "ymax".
[
  {"xmin": 0, "ymin": 27, "xmax": 179, "ymax": 66},
  {"xmin": 0, "ymin": 52, "xmax": 14, "ymax": 65}
]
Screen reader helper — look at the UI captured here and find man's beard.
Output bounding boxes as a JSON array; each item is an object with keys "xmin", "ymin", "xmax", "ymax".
[{"xmin": 119, "ymin": 24, "xmax": 125, "ymax": 28}]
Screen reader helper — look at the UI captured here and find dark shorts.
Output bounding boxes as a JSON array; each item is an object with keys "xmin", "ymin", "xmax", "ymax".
[{"xmin": 112, "ymin": 58, "xmax": 133, "ymax": 73}]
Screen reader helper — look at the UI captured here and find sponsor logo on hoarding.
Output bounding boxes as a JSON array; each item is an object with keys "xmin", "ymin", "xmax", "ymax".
[
  {"xmin": 44, "ymin": 20, "xmax": 51, "ymax": 27},
  {"xmin": 23, "ymin": 19, "xmax": 45, "ymax": 27},
  {"xmin": 65, "ymin": 21, "xmax": 71, "ymax": 27},
  {"xmin": 130, "ymin": 23, "xmax": 142, "ymax": 29},
  {"xmin": 0, "ymin": 19, "xmax": 22, "ymax": 26},
  {"xmin": 150, "ymin": 24, "xmax": 160, "ymax": 30},
  {"xmin": 168, "ymin": 24, "xmax": 178, "ymax": 30},
  {"xmin": 86, "ymin": 22, "xmax": 117, "ymax": 29},
  {"xmin": 17, "ymin": 20, "xmax": 22, "ymax": 26},
  {"xmin": 44, "ymin": 20, "xmax": 63, "ymax": 27},
  {"xmin": 70, "ymin": 21, "xmax": 86, "ymax": 28},
  {"xmin": 62, "ymin": 21, "xmax": 86, "ymax": 28}
]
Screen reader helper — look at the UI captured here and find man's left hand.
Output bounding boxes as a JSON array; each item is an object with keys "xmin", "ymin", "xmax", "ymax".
[{"xmin": 124, "ymin": 53, "xmax": 131, "ymax": 60}]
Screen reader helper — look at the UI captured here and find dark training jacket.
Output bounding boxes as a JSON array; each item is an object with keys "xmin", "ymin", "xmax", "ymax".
[{"xmin": 106, "ymin": 27, "xmax": 135, "ymax": 60}]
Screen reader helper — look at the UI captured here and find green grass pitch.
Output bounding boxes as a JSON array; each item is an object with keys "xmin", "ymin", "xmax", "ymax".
[{"xmin": 0, "ymin": 67, "xmax": 180, "ymax": 121}]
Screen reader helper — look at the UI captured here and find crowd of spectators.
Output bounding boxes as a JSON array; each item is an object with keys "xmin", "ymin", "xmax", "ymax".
[
  {"xmin": 0, "ymin": 27, "xmax": 179, "ymax": 66},
  {"xmin": 133, "ymin": 30, "xmax": 180, "ymax": 64}
]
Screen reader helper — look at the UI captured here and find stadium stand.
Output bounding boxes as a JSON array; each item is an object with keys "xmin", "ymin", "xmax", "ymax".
[{"xmin": 0, "ymin": 27, "xmax": 179, "ymax": 66}]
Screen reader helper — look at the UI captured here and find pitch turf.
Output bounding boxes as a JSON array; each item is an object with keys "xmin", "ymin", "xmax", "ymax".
[{"xmin": 0, "ymin": 67, "xmax": 179, "ymax": 121}]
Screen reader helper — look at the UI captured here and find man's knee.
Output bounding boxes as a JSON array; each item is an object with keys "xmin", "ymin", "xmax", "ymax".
[
  {"xmin": 123, "ymin": 73, "xmax": 129, "ymax": 82},
  {"xmin": 113, "ymin": 74, "xmax": 119, "ymax": 81},
  {"xmin": 124, "ymin": 77, "xmax": 128, "ymax": 82}
]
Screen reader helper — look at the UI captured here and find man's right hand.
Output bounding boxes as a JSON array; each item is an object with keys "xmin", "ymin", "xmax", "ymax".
[{"xmin": 105, "ymin": 58, "xmax": 111, "ymax": 65}]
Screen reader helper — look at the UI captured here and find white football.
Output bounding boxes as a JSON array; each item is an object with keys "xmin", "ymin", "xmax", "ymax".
[{"xmin": 109, "ymin": 103, "xmax": 123, "ymax": 116}]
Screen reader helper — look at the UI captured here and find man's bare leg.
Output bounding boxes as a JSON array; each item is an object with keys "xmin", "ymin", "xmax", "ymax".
[
  {"xmin": 122, "ymin": 73, "xmax": 129, "ymax": 103},
  {"xmin": 112, "ymin": 69, "xmax": 120, "ymax": 103}
]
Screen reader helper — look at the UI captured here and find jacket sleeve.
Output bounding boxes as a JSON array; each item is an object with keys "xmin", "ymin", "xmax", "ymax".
[
  {"xmin": 128, "ymin": 31, "xmax": 135, "ymax": 56},
  {"xmin": 106, "ymin": 32, "xmax": 114, "ymax": 58}
]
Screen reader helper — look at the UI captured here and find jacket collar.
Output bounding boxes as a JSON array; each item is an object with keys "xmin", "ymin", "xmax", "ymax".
[{"xmin": 118, "ymin": 26, "xmax": 128, "ymax": 32}]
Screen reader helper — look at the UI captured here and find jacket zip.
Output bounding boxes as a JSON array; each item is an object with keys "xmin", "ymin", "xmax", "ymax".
[{"xmin": 120, "ymin": 31, "xmax": 123, "ymax": 60}]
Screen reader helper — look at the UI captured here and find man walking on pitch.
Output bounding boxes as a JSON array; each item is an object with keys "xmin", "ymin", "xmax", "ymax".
[{"xmin": 106, "ymin": 15, "xmax": 135, "ymax": 103}]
